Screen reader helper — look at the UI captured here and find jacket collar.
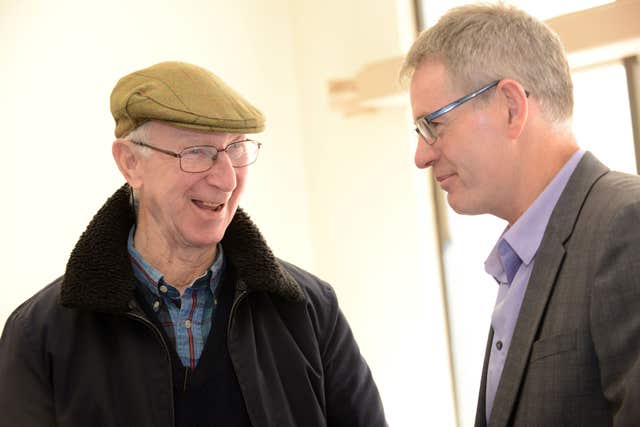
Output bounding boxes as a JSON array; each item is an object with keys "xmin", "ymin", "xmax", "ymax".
[{"xmin": 60, "ymin": 184, "xmax": 303, "ymax": 313}]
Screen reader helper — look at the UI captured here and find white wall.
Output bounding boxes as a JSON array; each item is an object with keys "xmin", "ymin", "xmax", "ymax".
[
  {"xmin": 1, "ymin": 0, "xmax": 455, "ymax": 424},
  {"xmin": 289, "ymin": 0, "xmax": 455, "ymax": 424}
]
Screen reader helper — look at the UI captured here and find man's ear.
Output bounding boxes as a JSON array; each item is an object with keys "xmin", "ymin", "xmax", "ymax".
[
  {"xmin": 112, "ymin": 140, "xmax": 144, "ymax": 189},
  {"xmin": 497, "ymin": 79, "xmax": 529, "ymax": 140}
]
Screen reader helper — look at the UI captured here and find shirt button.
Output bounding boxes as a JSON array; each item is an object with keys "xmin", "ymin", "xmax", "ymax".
[
  {"xmin": 159, "ymin": 285, "xmax": 168, "ymax": 293},
  {"xmin": 152, "ymin": 300, "xmax": 161, "ymax": 311},
  {"xmin": 185, "ymin": 319, "xmax": 192, "ymax": 329},
  {"xmin": 496, "ymin": 340, "xmax": 503, "ymax": 351}
]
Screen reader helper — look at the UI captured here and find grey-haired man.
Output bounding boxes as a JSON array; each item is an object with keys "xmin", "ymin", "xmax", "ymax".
[{"xmin": 404, "ymin": 4, "xmax": 640, "ymax": 427}]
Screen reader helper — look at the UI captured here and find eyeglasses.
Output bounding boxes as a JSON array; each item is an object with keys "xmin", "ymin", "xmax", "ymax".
[
  {"xmin": 130, "ymin": 139, "xmax": 262, "ymax": 172},
  {"xmin": 414, "ymin": 80, "xmax": 500, "ymax": 145}
]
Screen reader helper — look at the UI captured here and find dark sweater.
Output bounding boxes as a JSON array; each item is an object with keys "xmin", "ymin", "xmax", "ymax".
[{"xmin": 138, "ymin": 270, "xmax": 251, "ymax": 427}]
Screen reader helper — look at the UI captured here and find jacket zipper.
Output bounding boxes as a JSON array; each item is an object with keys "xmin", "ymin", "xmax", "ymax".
[
  {"xmin": 226, "ymin": 288, "xmax": 251, "ymax": 423},
  {"xmin": 126, "ymin": 310, "xmax": 176, "ymax": 426},
  {"xmin": 227, "ymin": 289, "xmax": 248, "ymax": 338}
]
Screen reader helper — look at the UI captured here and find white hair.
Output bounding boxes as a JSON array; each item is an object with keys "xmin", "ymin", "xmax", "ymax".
[{"xmin": 120, "ymin": 121, "xmax": 154, "ymax": 157}]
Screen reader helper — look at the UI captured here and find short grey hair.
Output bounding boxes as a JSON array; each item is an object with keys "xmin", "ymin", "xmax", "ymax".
[{"xmin": 401, "ymin": 3, "xmax": 573, "ymax": 124}]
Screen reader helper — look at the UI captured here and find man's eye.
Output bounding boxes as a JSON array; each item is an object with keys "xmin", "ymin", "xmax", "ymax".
[
  {"xmin": 184, "ymin": 147, "xmax": 214, "ymax": 157},
  {"xmin": 227, "ymin": 142, "xmax": 248, "ymax": 155}
]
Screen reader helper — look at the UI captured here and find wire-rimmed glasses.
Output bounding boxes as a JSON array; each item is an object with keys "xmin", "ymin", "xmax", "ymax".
[{"xmin": 130, "ymin": 139, "xmax": 262, "ymax": 172}]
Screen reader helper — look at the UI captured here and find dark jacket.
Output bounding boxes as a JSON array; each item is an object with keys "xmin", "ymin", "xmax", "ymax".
[{"xmin": 0, "ymin": 185, "xmax": 387, "ymax": 427}]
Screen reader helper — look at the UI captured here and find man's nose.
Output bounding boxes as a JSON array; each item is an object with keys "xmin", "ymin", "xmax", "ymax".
[
  {"xmin": 414, "ymin": 137, "xmax": 438, "ymax": 169},
  {"xmin": 206, "ymin": 153, "xmax": 237, "ymax": 191}
]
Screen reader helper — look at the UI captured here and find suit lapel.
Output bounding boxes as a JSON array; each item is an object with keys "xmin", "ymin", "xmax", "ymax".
[
  {"xmin": 487, "ymin": 152, "xmax": 609, "ymax": 426},
  {"xmin": 488, "ymin": 236, "xmax": 565, "ymax": 426}
]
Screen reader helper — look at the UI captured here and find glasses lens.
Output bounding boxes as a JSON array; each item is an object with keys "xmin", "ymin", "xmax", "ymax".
[
  {"xmin": 227, "ymin": 140, "xmax": 260, "ymax": 167},
  {"xmin": 181, "ymin": 146, "xmax": 217, "ymax": 172},
  {"xmin": 416, "ymin": 119, "xmax": 437, "ymax": 145}
]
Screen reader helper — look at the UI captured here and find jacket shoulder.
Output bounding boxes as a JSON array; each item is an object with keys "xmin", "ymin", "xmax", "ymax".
[
  {"xmin": 276, "ymin": 259, "xmax": 338, "ymax": 308},
  {"xmin": 3, "ymin": 277, "xmax": 71, "ymax": 346},
  {"xmin": 581, "ymin": 170, "xmax": 640, "ymax": 228},
  {"xmin": 274, "ymin": 259, "xmax": 343, "ymax": 338},
  {"xmin": 592, "ymin": 170, "xmax": 640, "ymax": 204}
]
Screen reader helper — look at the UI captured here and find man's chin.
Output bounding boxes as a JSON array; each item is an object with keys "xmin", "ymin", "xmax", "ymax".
[{"xmin": 447, "ymin": 194, "xmax": 482, "ymax": 216}]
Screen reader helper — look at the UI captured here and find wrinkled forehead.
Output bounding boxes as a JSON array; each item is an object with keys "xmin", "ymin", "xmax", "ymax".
[{"xmin": 148, "ymin": 121, "xmax": 246, "ymax": 146}]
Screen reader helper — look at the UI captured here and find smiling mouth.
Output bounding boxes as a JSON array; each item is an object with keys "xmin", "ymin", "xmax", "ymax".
[
  {"xmin": 436, "ymin": 173, "xmax": 456, "ymax": 183},
  {"xmin": 193, "ymin": 199, "xmax": 224, "ymax": 212}
]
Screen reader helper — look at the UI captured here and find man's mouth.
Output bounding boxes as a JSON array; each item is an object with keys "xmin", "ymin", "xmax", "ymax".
[
  {"xmin": 193, "ymin": 199, "xmax": 224, "ymax": 212},
  {"xmin": 436, "ymin": 173, "xmax": 456, "ymax": 183}
]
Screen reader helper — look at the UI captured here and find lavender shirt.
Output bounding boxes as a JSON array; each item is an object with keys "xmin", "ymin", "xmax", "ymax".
[{"xmin": 484, "ymin": 149, "xmax": 585, "ymax": 421}]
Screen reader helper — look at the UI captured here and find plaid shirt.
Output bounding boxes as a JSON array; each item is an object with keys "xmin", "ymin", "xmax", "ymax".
[{"xmin": 127, "ymin": 227, "xmax": 224, "ymax": 369}]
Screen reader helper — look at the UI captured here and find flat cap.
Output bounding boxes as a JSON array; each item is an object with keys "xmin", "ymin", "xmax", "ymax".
[{"xmin": 110, "ymin": 61, "xmax": 265, "ymax": 138}]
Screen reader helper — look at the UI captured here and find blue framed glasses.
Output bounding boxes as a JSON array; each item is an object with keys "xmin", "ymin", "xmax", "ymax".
[{"xmin": 414, "ymin": 80, "xmax": 500, "ymax": 145}]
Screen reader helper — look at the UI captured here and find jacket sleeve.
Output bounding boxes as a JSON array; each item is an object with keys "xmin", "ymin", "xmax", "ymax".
[
  {"xmin": 319, "ymin": 286, "xmax": 388, "ymax": 427},
  {"xmin": 0, "ymin": 305, "xmax": 56, "ymax": 427},
  {"xmin": 590, "ymin": 200, "xmax": 640, "ymax": 426}
]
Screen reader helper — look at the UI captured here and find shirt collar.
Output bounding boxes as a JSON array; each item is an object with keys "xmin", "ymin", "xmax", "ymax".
[
  {"xmin": 127, "ymin": 226, "xmax": 225, "ymax": 294},
  {"xmin": 485, "ymin": 149, "xmax": 585, "ymax": 283}
]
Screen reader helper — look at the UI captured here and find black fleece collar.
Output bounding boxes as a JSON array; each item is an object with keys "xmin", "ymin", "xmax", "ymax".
[{"xmin": 60, "ymin": 185, "xmax": 303, "ymax": 313}]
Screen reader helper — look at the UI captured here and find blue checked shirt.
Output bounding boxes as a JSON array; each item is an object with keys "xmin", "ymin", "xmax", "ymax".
[{"xmin": 127, "ymin": 227, "xmax": 224, "ymax": 369}]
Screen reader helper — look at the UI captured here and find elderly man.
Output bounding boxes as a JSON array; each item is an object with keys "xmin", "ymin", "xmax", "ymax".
[
  {"xmin": 403, "ymin": 4, "xmax": 640, "ymax": 427},
  {"xmin": 0, "ymin": 61, "xmax": 386, "ymax": 427}
]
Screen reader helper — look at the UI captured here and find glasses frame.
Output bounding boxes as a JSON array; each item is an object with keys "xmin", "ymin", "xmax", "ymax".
[
  {"xmin": 415, "ymin": 80, "xmax": 501, "ymax": 145},
  {"xmin": 130, "ymin": 139, "xmax": 262, "ymax": 172}
]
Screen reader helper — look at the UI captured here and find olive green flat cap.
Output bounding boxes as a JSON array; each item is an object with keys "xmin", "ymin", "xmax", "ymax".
[{"xmin": 110, "ymin": 61, "xmax": 265, "ymax": 138}]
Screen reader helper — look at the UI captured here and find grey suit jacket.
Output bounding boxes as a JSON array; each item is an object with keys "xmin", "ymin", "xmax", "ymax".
[{"xmin": 475, "ymin": 152, "xmax": 640, "ymax": 427}]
